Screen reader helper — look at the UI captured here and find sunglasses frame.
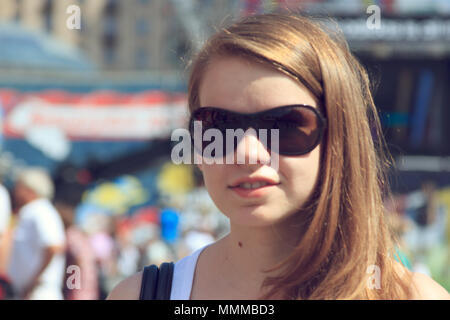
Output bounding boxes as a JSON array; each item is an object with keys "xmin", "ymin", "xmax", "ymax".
[{"xmin": 189, "ymin": 104, "xmax": 328, "ymax": 156}]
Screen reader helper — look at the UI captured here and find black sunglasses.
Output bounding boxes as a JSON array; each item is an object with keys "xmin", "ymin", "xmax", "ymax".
[{"xmin": 189, "ymin": 104, "xmax": 327, "ymax": 157}]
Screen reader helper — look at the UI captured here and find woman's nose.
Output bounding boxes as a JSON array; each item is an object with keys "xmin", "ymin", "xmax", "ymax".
[{"xmin": 233, "ymin": 128, "xmax": 272, "ymax": 165}]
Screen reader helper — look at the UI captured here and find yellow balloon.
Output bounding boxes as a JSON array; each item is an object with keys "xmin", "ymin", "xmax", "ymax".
[{"xmin": 157, "ymin": 163, "xmax": 194, "ymax": 194}]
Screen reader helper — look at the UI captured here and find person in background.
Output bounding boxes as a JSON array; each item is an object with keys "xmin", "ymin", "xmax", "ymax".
[
  {"xmin": 0, "ymin": 182, "xmax": 11, "ymax": 270},
  {"xmin": 55, "ymin": 201, "xmax": 99, "ymax": 300},
  {"xmin": 0, "ymin": 182, "xmax": 11, "ymax": 245},
  {"xmin": 8, "ymin": 168, "xmax": 66, "ymax": 300},
  {"xmin": 0, "ymin": 182, "xmax": 13, "ymax": 299}
]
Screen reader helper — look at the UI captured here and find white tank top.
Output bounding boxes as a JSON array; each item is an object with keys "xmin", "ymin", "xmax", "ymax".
[{"xmin": 169, "ymin": 244, "xmax": 210, "ymax": 300}]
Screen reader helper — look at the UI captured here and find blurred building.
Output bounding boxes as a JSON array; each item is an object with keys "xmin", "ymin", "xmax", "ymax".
[
  {"xmin": 0, "ymin": 0, "xmax": 241, "ymax": 72},
  {"xmin": 0, "ymin": 0, "xmax": 169, "ymax": 71}
]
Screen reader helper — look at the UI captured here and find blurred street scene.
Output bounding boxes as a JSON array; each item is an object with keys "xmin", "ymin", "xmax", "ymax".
[{"xmin": 0, "ymin": 0, "xmax": 449, "ymax": 299}]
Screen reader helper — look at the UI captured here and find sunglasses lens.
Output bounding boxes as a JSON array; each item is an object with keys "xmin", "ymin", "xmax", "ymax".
[
  {"xmin": 190, "ymin": 108, "xmax": 231, "ymax": 157},
  {"xmin": 190, "ymin": 106, "xmax": 325, "ymax": 157},
  {"xmin": 275, "ymin": 107, "xmax": 322, "ymax": 155}
]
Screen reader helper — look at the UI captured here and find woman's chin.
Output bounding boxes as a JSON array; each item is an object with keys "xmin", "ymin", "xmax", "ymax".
[{"xmin": 225, "ymin": 206, "xmax": 294, "ymax": 228}]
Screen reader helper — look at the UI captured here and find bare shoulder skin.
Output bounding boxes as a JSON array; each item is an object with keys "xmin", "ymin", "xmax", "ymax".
[
  {"xmin": 106, "ymin": 257, "xmax": 450, "ymax": 300},
  {"xmin": 106, "ymin": 271, "xmax": 143, "ymax": 300},
  {"xmin": 394, "ymin": 261, "xmax": 450, "ymax": 300},
  {"xmin": 409, "ymin": 271, "xmax": 450, "ymax": 300}
]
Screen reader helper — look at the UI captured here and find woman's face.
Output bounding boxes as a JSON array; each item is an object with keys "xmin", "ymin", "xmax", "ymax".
[{"xmin": 197, "ymin": 56, "xmax": 322, "ymax": 228}]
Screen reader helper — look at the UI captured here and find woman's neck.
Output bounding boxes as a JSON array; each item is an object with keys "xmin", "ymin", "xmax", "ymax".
[{"xmin": 212, "ymin": 217, "xmax": 304, "ymax": 297}]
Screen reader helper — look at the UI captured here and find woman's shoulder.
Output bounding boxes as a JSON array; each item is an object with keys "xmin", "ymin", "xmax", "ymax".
[
  {"xmin": 106, "ymin": 271, "xmax": 143, "ymax": 300},
  {"xmin": 408, "ymin": 271, "xmax": 450, "ymax": 300},
  {"xmin": 394, "ymin": 261, "xmax": 449, "ymax": 300},
  {"xmin": 106, "ymin": 243, "xmax": 211, "ymax": 300}
]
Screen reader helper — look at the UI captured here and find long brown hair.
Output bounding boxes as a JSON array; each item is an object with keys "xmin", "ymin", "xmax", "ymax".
[{"xmin": 187, "ymin": 13, "xmax": 412, "ymax": 299}]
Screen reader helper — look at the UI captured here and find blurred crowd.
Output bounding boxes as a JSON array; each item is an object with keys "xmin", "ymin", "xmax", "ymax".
[
  {"xmin": 0, "ymin": 165, "xmax": 448, "ymax": 300},
  {"xmin": 0, "ymin": 166, "xmax": 229, "ymax": 300},
  {"xmin": 385, "ymin": 181, "xmax": 450, "ymax": 290}
]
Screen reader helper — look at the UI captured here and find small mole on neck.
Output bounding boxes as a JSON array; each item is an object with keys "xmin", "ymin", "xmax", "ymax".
[{"xmin": 238, "ymin": 241, "xmax": 243, "ymax": 248}]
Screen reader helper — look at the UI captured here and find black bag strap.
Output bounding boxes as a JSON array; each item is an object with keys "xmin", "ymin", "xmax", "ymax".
[
  {"xmin": 139, "ymin": 264, "xmax": 158, "ymax": 300},
  {"xmin": 139, "ymin": 262, "xmax": 174, "ymax": 300}
]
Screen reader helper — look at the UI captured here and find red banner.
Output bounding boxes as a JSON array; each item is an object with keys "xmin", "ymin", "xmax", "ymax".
[{"xmin": 0, "ymin": 90, "xmax": 188, "ymax": 141}]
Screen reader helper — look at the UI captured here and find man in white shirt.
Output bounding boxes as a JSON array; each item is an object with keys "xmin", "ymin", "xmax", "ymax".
[
  {"xmin": 8, "ymin": 168, "xmax": 66, "ymax": 300},
  {"xmin": 0, "ymin": 182, "xmax": 11, "ymax": 274},
  {"xmin": 0, "ymin": 182, "xmax": 11, "ymax": 240}
]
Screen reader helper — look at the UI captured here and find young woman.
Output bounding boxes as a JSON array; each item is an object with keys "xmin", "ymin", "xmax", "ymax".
[{"xmin": 108, "ymin": 13, "xmax": 449, "ymax": 300}]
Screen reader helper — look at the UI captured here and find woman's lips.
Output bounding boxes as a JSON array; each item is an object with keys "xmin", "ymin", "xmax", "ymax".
[
  {"xmin": 229, "ymin": 177, "xmax": 279, "ymax": 188},
  {"xmin": 229, "ymin": 183, "xmax": 279, "ymax": 198}
]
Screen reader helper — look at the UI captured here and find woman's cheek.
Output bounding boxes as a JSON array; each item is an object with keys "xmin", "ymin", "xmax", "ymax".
[
  {"xmin": 201, "ymin": 164, "xmax": 226, "ymax": 195},
  {"xmin": 281, "ymin": 149, "xmax": 321, "ymax": 202}
]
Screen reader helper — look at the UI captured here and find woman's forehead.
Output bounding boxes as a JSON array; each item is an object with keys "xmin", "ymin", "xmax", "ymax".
[{"xmin": 198, "ymin": 56, "xmax": 317, "ymax": 113}]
